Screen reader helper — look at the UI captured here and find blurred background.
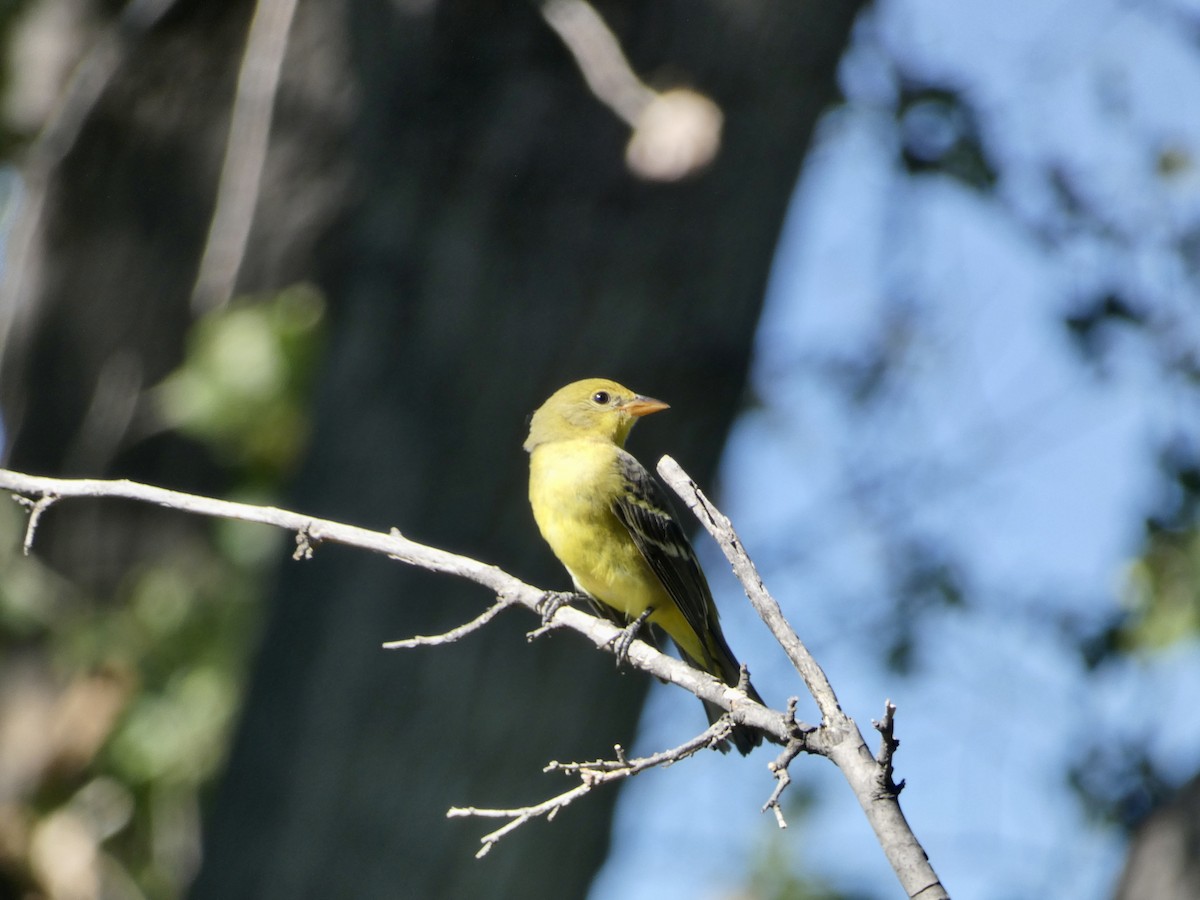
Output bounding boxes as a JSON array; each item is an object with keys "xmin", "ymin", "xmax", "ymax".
[{"xmin": 0, "ymin": 1, "xmax": 1197, "ymax": 898}]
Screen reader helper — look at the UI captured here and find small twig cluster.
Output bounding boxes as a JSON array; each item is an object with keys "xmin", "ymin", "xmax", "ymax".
[{"xmin": 449, "ymin": 721, "xmax": 730, "ymax": 859}]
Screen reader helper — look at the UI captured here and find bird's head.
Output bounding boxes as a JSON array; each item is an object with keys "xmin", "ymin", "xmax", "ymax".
[{"xmin": 524, "ymin": 378, "xmax": 669, "ymax": 452}]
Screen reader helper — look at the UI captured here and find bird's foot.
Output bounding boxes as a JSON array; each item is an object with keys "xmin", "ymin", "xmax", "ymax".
[
  {"xmin": 538, "ymin": 590, "xmax": 579, "ymax": 626},
  {"xmin": 606, "ymin": 607, "xmax": 654, "ymax": 667}
]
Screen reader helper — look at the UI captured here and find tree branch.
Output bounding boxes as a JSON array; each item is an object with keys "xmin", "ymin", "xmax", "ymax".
[
  {"xmin": 381, "ymin": 597, "xmax": 508, "ymax": 649},
  {"xmin": 450, "ymin": 720, "xmax": 731, "ymax": 859},
  {"xmin": 0, "ymin": 464, "xmax": 947, "ymax": 897},
  {"xmin": 656, "ymin": 456, "xmax": 948, "ymax": 899},
  {"xmin": 656, "ymin": 455, "xmax": 845, "ymax": 722},
  {"xmin": 537, "ymin": 0, "xmax": 723, "ymax": 181},
  {"xmin": 0, "ymin": 467, "xmax": 793, "ymax": 742},
  {"xmin": 190, "ymin": 0, "xmax": 299, "ymax": 313}
]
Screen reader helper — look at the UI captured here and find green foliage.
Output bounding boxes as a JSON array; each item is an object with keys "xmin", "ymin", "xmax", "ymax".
[
  {"xmin": 0, "ymin": 507, "xmax": 271, "ymax": 897},
  {"xmin": 1115, "ymin": 444, "xmax": 1200, "ymax": 653},
  {"xmin": 0, "ymin": 501, "xmax": 77, "ymax": 638},
  {"xmin": 0, "ymin": 0, "xmax": 39, "ymax": 158},
  {"xmin": 0, "ymin": 286, "xmax": 325, "ymax": 899},
  {"xmin": 1121, "ymin": 527, "xmax": 1200, "ymax": 650},
  {"xmin": 154, "ymin": 284, "xmax": 325, "ymax": 482}
]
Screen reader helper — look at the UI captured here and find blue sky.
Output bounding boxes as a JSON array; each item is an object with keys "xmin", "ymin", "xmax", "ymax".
[{"xmin": 592, "ymin": 0, "xmax": 1200, "ymax": 897}]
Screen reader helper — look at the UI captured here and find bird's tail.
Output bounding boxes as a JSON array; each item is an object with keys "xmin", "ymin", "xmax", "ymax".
[
  {"xmin": 686, "ymin": 630, "xmax": 771, "ymax": 755},
  {"xmin": 699, "ymin": 683, "xmax": 766, "ymax": 755}
]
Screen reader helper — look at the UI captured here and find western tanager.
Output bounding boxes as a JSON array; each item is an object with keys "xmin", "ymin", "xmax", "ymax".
[{"xmin": 525, "ymin": 378, "xmax": 765, "ymax": 754}]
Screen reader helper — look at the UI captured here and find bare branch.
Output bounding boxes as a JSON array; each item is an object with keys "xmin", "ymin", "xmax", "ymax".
[
  {"xmin": 0, "ymin": 468, "xmax": 788, "ymax": 742},
  {"xmin": 537, "ymin": 0, "xmax": 722, "ymax": 181},
  {"xmin": 11, "ymin": 491, "xmax": 56, "ymax": 555},
  {"xmin": 546, "ymin": 719, "xmax": 733, "ymax": 779},
  {"xmin": 191, "ymin": 0, "xmax": 299, "ymax": 313},
  {"xmin": 539, "ymin": 0, "xmax": 653, "ymax": 127},
  {"xmin": 656, "ymin": 455, "xmax": 845, "ymax": 724},
  {"xmin": 448, "ymin": 781, "xmax": 591, "ymax": 859},
  {"xmin": 452, "ymin": 720, "xmax": 731, "ymax": 856},
  {"xmin": 763, "ymin": 736, "xmax": 806, "ymax": 829},
  {"xmin": 656, "ymin": 455, "xmax": 950, "ymax": 900},
  {"xmin": 0, "ymin": 465, "xmax": 947, "ymax": 897},
  {"xmin": 382, "ymin": 598, "xmax": 509, "ymax": 650},
  {"xmin": 761, "ymin": 696, "xmax": 808, "ymax": 828}
]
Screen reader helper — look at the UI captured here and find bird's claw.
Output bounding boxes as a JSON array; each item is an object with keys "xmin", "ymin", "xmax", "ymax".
[
  {"xmin": 606, "ymin": 607, "xmax": 654, "ymax": 667},
  {"xmin": 538, "ymin": 590, "xmax": 577, "ymax": 626}
]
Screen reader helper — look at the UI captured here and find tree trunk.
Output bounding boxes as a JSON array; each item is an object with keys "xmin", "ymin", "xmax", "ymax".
[{"xmin": 1113, "ymin": 774, "xmax": 1200, "ymax": 900}]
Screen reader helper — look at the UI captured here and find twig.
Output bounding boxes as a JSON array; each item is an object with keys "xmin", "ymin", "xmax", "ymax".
[
  {"xmin": 382, "ymin": 598, "xmax": 509, "ymax": 649},
  {"xmin": 762, "ymin": 738, "xmax": 806, "ymax": 829},
  {"xmin": 538, "ymin": 0, "xmax": 654, "ymax": 127},
  {"xmin": 448, "ymin": 782, "xmax": 591, "ymax": 859},
  {"xmin": 761, "ymin": 696, "xmax": 806, "ymax": 828},
  {"xmin": 537, "ymin": 0, "xmax": 722, "ymax": 181},
  {"xmin": 546, "ymin": 719, "xmax": 732, "ymax": 778},
  {"xmin": 873, "ymin": 700, "xmax": 904, "ymax": 796},
  {"xmin": 12, "ymin": 492, "xmax": 56, "ymax": 555},
  {"xmin": 191, "ymin": 0, "xmax": 299, "ymax": 313},
  {"xmin": 451, "ymin": 720, "xmax": 731, "ymax": 857}
]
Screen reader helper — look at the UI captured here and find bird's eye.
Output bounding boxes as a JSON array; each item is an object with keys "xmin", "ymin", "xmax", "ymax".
[{"xmin": 592, "ymin": 391, "xmax": 611, "ymax": 405}]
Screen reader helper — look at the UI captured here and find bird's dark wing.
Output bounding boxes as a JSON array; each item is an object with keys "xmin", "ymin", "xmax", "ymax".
[
  {"xmin": 612, "ymin": 450, "xmax": 768, "ymax": 755},
  {"xmin": 610, "ymin": 451, "xmax": 723, "ymax": 673}
]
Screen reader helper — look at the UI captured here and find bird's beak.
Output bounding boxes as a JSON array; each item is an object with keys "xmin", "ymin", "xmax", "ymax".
[{"xmin": 621, "ymin": 395, "xmax": 670, "ymax": 417}]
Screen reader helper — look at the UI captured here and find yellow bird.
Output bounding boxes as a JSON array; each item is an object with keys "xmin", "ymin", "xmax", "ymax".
[{"xmin": 525, "ymin": 378, "xmax": 765, "ymax": 754}]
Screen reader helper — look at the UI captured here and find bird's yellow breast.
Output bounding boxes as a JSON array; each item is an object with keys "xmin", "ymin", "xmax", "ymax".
[{"xmin": 528, "ymin": 440, "xmax": 666, "ymax": 619}]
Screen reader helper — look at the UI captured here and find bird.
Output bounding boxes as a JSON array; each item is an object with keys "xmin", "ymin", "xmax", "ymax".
[{"xmin": 524, "ymin": 377, "xmax": 765, "ymax": 754}]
